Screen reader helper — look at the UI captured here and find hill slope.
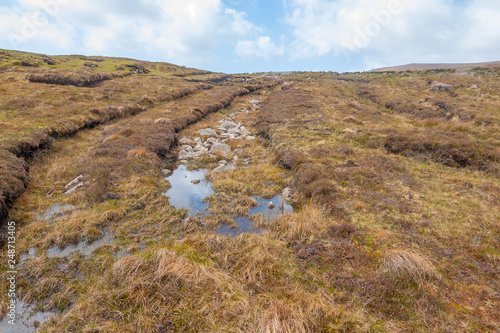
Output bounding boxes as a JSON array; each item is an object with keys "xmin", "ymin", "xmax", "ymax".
[
  {"xmin": 372, "ymin": 61, "xmax": 500, "ymax": 72},
  {"xmin": 0, "ymin": 50, "xmax": 499, "ymax": 332}
]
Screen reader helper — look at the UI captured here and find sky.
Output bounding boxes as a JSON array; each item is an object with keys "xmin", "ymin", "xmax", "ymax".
[{"xmin": 0, "ymin": 0, "xmax": 499, "ymax": 73}]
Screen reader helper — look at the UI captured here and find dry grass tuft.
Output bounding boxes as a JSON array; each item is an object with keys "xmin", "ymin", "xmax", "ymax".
[
  {"xmin": 380, "ymin": 249, "xmax": 439, "ymax": 283},
  {"xmin": 155, "ymin": 249, "xmax": 224, "ymax": 287},
  {"xmin": 268, "ymin": 203, "xmax": 327, "ymax": 241},
  {"xmin": 153, "ymin": 117, "xmax": 170, "ymax": 124},
  {"xmin": 256, "ymin": 300, "xmax": 309, "ymax": 333},
  {"xmin": 112, "ymin": 256, "xmax": 145, "ymax": 281},
  {"xmin": 126, "ymin": 148, "xmax": 149, "ymax": 158}
]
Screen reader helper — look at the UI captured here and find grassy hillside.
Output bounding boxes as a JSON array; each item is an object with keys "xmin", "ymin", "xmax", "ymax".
[{"xmin": 0, "ymin": 49, "xmax": 499, "ymax": 332}]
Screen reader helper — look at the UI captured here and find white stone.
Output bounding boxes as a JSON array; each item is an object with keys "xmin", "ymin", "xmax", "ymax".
[
  {"xmin": 213, "ymin": 165, "xmax": 225, "ymax": 173},
  {"xmin": 198, "ymin": 128, "xmax": 217, "ymax": 137},
  {"xmin": 179, "ymin": 138, "xmax": 192, "ymax": 144},
  {"xmin": 246, "ymin": 136, "xmax": 256, "ymax": 141},
  {"xmin": 65, "ymin": 175, "xmax": 83, "ymax": 189},
  {"xmin": 228, "ymin": 128, "xmax": 241, "ymax": 135},
  {"xmin": 64, "ymin": 182, "xmax": 83, "ymax": 195},
  {"xmin": 210, "ymin": 143, "xmax": 231, "ymax": 156}
]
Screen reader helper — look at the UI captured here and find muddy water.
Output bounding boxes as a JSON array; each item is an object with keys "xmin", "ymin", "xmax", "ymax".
[
  {"xmin": 36, "ymin": 203, "xmax": 76, "ymax": 224},
  {"xmin": 164, "ymin": 165, "xmax": 293, "ymax": 237},
  {"xmin": 0, "ymin": 300, "xmax": 56, "ymax": 333},
  {"xmin": 163, "ymin": 165, "xmax": 214, "ymax": 217}
]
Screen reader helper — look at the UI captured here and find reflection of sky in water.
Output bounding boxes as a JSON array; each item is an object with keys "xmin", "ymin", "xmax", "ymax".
[
  {"xmin": 216, "ymin": 195, "xmax": 294, "ymax": 237},
  {"xmin": 163, "ymin": 165, "xmax": 294, "ymax": 237},
  {"xmin": 163, "ymin": 165, "xmax": 214, "ymax": 217}
]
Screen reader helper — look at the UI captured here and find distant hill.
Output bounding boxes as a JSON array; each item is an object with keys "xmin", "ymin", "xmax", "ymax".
[{"xmin": 371, "ymin": 61, "xmax": 500, "ymax": 72}]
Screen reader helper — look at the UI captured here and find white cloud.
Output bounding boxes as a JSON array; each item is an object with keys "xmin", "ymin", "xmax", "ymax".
[
  {"xmin": 284, "ymin": 0, "xmax": 500, "ymax": 68},
  {"xmin": 0, "ymin": 0, "xmax": 258, "ymax": 66},
  {"xmin": 236, "ymin": 36, "xmax": 285, "ymax": 59}
]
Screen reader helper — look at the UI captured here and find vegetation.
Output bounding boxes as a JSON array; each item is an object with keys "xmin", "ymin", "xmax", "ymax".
[{"xmin": 0, "ymin": 49, "xmax": 499, "ymax": 332}]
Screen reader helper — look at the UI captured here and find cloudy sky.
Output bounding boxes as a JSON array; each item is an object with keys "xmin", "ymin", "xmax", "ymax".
[{"xmin": 0, "ymin": 0, "xmax": 499, "ymax": 73}]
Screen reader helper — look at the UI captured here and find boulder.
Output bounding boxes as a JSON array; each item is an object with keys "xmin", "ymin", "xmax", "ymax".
[
  {"xmin": 281, "ymin": 187, "xmax": 293, "ymax": 201},
  {"xmin": 469, "ymin": 84, "xmax": 479, "ymax": 89},
  {"xmin": 210, "ymin": 143, "xmax": 231, "ymax": 156},
  {"xmin": 268, "ymin": 202, "xmax": 275, "ymax": 209},
  {"xmin": 179, "ymin": 138, "xmax": 192, "ymax": 144},
  {"xmin": 246, "ymin": 136, "xmax": 256, "ymax": 141},
  {"xmin": 430, "ymin": 82, "xmax": 453, "ymax": 92},
  {"xmin": 191, "ymin": 179, "xmax": 201, "ymax": 184},
  {"xmin": 228, "ymin": 128, "xmax": 241, "ymax": 135},
  {"xmin": 198, "ymin": 128, "xmax": 217, "ymax": 137},
  {"xmin": 221, "ymin": 121, "xmax": 237, "ymax": 129}
]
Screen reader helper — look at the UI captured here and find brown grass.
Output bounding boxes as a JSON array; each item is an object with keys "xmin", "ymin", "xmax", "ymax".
[{"xmin": 380, "ymin": 249, "xmax": 439, "ymax": 284}]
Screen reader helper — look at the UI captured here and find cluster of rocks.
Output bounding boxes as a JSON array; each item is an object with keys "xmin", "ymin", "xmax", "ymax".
[{"xmin": 177, "ymin": 118, "xmax": 256, "ymax": 162}]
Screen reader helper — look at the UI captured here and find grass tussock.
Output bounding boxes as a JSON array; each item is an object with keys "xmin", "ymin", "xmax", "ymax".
[{"xmin": 380, "ymin": 249, "xmax": 439, "ymax": 284}]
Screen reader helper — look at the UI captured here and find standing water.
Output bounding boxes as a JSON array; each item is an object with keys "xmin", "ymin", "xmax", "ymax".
[{"xmin": 163, "ymin": 165, "xmax": 214, "ymax": 216}]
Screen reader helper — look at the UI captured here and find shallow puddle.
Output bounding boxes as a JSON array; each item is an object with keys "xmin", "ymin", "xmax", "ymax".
[
  {"xmin": 46, "ymin": 231, "xmax": 113, "ymax": 258},
  {"xmin": 216, "ymin": 195, "xmax": 294, "ymax": 237},
  {"xmin": 164, "ymin": 164, "xmax": 294, "ymax": 237},
  {"xmin": 36, "ymin": 203, "xmax": 76, "ymax": 224},
  {"xmin": 163, "ymin": 165, "xmax": 214, "ymax": 217},
  {"xmin": 0, "ymin": 300, "xmax": 56, "ymax": 333}
]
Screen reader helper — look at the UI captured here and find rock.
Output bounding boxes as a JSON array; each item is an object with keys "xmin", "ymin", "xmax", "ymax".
[
  {"xmin": 221, "ymin": 121, "xmax": 237, "ymax": 129},
  {"xmin": 198, "ymin": 128, "xmax": 217, "ymax": 137},
  {"xmin": 180, "ymin": 160, "xmax": 188, "ymax": 165},
  {"xmin": 194, "ymin": 137, "xmax": 202, "ymax": 143},
  {"xmin": 179, "ymin": 138, "xmax": 192, "ymax": 144},
  {"xmin": 281, "ymin": 187, "xmax": 293, "ymax": 201},
  {"xmin": 222, "ymin": 139, "xmax": 228, "ymax": 143},
  {"xmin": 191, "ymin": 178, "xmax": 201, "ymax": 184},
  {"xmin": 64, "ymin": 182, "xmax": 83, "ymax": 195},
  {"xmin": 162, "ymin": 169, "xmax": 172, "ymax": 176},
  {"xmin": 195, "ymin": 147, "xmax": 209, "ymax": 152},
  {"xmin": 246, "ymin": 136, "xmax": 256, "ymax": 141},
  {"xmin": 240, "ymin": 126, "xmax": 250, "ymax": 136},
  {"xmin": 268, "ymin": 202, "xmax": 275, "ymax": 209},
  {"xmin": 65, "ymin": 175, "xmax": 83, "ymax": 189},
  {"xmin": 210, "ymin": 143, "xmax": 232, "ymax": 156},
  {"xmin": 430, "ymin": 82, "xmax": 453, "ymax": 92},
  {"xmin": 42, "ymin": 56, "xmax": 56, "ymax": 65},
  {"xmin": 233, "ymin": 155, "xmax": 239, "ymax": 162},
  {"xmin": 228, "ymin": 128, "xmax": 241, "ymax": 135},
  {"xmin": 218, "ymin": 160, "xmax": 227, "ymax": 165},
  {"xmin": 213, "ymin": 165, "xmax": 225, "ymax": 173},
  {"xmin": 181, "ymin": 145, "xmax": 193, "ymax": 152},
  {"xmin": 469, "ymin": 84, "xmax": 479, "ymax": 89}
]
